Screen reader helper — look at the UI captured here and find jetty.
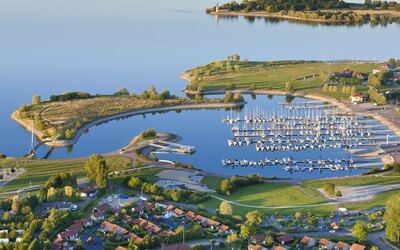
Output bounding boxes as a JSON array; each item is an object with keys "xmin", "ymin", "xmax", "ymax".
[{"xmin": 149, "ymin": 140, "xmax": 196, "ymax": 155}]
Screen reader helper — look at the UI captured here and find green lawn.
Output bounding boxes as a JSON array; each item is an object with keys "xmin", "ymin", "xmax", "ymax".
[
  {"xmin": 197, "ymin": 183, "xmax": 331, "ymax": 216},
  {"xmin": 303, "ymin": 176, "xmax": 400, "ymax": 188},
  {"xmin": 187, "ymin": 60, "xmax": 379, "ymax": 99},
  {"xmin": 201, "ymin": 176, "xmax": 224, "ymax": 190},
  {"xmin": 0, "ymin": 156, "xmax": 131, "ymax": 193},
  {"xmin": 109, "ymin": 167, "xmax": 162, "ymax": 186}
]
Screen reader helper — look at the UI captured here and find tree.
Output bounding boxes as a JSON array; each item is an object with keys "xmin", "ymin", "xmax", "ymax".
[
  {"xmin": 128, "ymin": 177, "xmax": 143, "ymax": 190},
  {"xmin": 352, "ymin": 221, "xmax": 368, "ymax": 242},
  {"xmin": 232, "ymin": 54, "xmax": 240, "ymax": 62},
  {"xmin": 224, "ymin": 91, "xmax": 234, "ymax": 103},
  {"xmin": 246, "ymin": 210, "xmax": 263, "ymax": 224},
  {"xmin": 28, "ymin": 239, "xmax": 41, "ymax": 250},
  {"xmin": 285, "ymin": 82, "xmax": 294, "ymax": 92},
  {"xmin": 11, "ymin": 197, "xmax": 21, "ymax": 215},
  {"xmin": 384, "ymin": 196, "xmax": 400, "ymax": 243},
  {"xmin": 320, "ymin": 71, "xmax": 331, "ymax": 83},
  {"xmin": 233, "ymin": 92, "xmax": 244, "ymax": 102},
  {"xmin": 220, "ymin": 179, "xmax": 234, "ymax": 195},
  {"xmin": 140, "ymin": 90, "xmax": 150, "ymax": 99},
  {"xmin": 227, "ymin": 232, "xmax": 238, "ymax": 249},
  {"xmin": 323, "ymin": 84, "xmax": 329, "ymax": 92},
  {"xmin": 84, "ymin": 154, "xmax": 109, "ymax": 188},
  {"xmin": 64, "ymin": 186, "xmax": 74, "ymax": 197},
  {"xmin": 323, "ymin": 183, "xmax": 336, "ymax": 195},
  {"xmin": 115, "ymin": 87, "xmax": 129, "ymax": 96},
  {"xmin": 219, "ymin": 201, "xmax": 233, "ymax": 215}
]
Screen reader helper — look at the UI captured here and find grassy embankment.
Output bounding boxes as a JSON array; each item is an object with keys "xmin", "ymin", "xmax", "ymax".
[
  {"xmin": 200, "ymin": 175, "xmax": 400, "ymax": 215},
  {"xmin": 0, "ymin": 156, "xmax": 131, "ymax": 193},
  {"xmin": 14, "ymin": 94, "xmax": 232, "ymax": 142},
  {"xmin": 198, "ymin": 182, "xmax": 333, "ymax": 216},
  {"xmin": 184, "ymin": 60, "xmax": 380, "ymax": 99}
]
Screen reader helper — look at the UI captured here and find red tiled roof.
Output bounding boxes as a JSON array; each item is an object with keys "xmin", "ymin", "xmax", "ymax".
[
  {"xmin": 300, "ymin": 236, "xmax": 314, "ymax": 245},
  {"xmin": 95, "ymin": 203, "xmax": 112, "ymax": 212},
  {"xmin": 350, "ymin": 243, "xmax": 366, "ymax": 250},
  {"xmin": 319, "ymin": 239, "xmax": 332, "ymax": 246},
  {"xmin": 59, "ymin": 230, "xmax": 78, "ymax": 239},
  {"xmin": 336, "ymin": 241, "xmax": 349, "ymax": 249}
]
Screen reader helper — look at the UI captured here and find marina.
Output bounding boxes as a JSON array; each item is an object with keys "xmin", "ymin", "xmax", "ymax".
[{"xmin": 221, "ymin": 101, "xmax": 399, "ymax": 174}]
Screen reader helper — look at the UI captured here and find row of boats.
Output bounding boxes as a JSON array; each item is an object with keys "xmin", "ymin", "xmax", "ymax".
[{"xmin": 221, "ymin": 157, "xmax": 356, "ymax": 171}]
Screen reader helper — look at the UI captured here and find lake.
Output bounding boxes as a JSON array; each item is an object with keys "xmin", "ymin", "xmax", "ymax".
[{"xmin": 1, "ymin": 0, "xmax": 400, "ymax": 177}]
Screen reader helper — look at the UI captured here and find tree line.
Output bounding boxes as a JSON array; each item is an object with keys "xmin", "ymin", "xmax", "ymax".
[{"xmin": 218, "ymin": 174, "xmax": 263, "ymax": 196}]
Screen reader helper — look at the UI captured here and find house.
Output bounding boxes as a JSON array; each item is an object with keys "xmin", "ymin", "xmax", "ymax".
[
  {"xmin": 330, "ymin": 221, "xmax": 340, "ymax": 230},
  {"xmin": 68, "ymin": 222, "xmax": 84, "ymax": 232},
  {"xmin": 185, "ymin": 211, "xmax": 197, "ymax": 221},
  {"xmin": 129, "ymin": 233, "xmax": 143, "ymax": 245},
  {"xmin": 79, "ymin": 187, "xmax": 98, "ymax": 198},
  {"xmin": 275, "ymin": 234, "xmax": 294, "ymax": 245},
  {"xmin": 91, "ymin": 212, "xmax": 105, "ymax": 222},
  {"xmin": 162, "ymin": 244, "xmax": 190, "ymax": 250},
  {"xmin": 173, "ymin": 208, "xmax": 184, "ymax": 217},
  {"xmin": 122, "ymin": 214, "xmax": 134, "ymax": 224},
  {"xmin": 218, "ymin": 224, "xmax": 235, "ymax": 235},
  {"xmin": 164, "ymin": 205, "xmax": 175, "ymax": 218},
  {"xmin": 201, "ymin": 218, "xmax": 220, "ymax": 229},
  {"xmin": 319, "ymin": 238, "xmax": 335, "ymax": 250},
  {"xmin": 336, "ymin": 241, "xmax": 350, "ymax": 250},
  {"xmin": 75, "ymin": 217, "xmax": 93, "ymax": 227},
  {"xmin": 349, "ymin": 93, "xmax": 364, "ymax": 103},
  {"xmin": 215, "ymin": 3, "xmax": 230, "ymax": 13},
  {"xmin": 251, "ymin": 234, "xmax": 273, "ymax": 245},
  {"xmin": 248, "ymin": 244, "xmax": 267, "ymax": 250},
  {"xmin": 271, "ymin": 246, "xmax": 287, "ymax": 250},
  {"xmin": 132, "ymin": 205, "xmax": 144, "ymax": 214},
  {"xmin": 93, "ymin": 203, "xmax": 112, "ymax": 213},
  {"xmin": 115, "ymin": 246, "xmax": 127, "ymax": 250},
  {"xmin": 350, "ymin": 243, "xmax": 366, "ymax": 250},
  {"xmin": 300, "ymin": 236, "xmax": 316, "ymax": 248},
  {"xmin": 194, "ymin": 214, "xmax": 205, "ymax": 222},
  {"xmin": 333, "ymin": 68, "xmax": 353, "ymax": 78},
  {"xmin": 58, "ymin": 230, "xmax": 78, "ymax": 241},
  {"xmin": 0, "ymin": 239, "xmax": 9, "ymax": 244}
]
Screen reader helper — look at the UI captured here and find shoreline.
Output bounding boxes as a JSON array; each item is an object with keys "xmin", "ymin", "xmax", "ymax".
[
  {"xmin": 210, "ymin": 11, "xmax": 347, "ymax": 24},
  {"xmin": 11, "ymin": 101, "xmax": 246, "ymax": 151},
  {"xmin": 210, "ymin": 10, "xmax": 400, "ymax": 23}
]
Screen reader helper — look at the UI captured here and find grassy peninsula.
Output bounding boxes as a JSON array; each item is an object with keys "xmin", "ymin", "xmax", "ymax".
[
  {"xmin": 208, "ymin": 0, "xmax": 400, "ymax": 24},
  {"xmin": 183, "ymin": 59, "xmax": 383, "ymax": 99},
  {"xmin": 13, "ymin": 86, "xmax": 244, "ymax": 145}
]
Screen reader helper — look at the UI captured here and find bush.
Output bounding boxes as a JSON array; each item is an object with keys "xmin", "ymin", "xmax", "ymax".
[
  {"xmin": 50, "ymin": 92, "xmax": 91, "ymax": 101},
  {"xmin": 324, "ymin": 183, "xmax": 336, "ymax": 195},
  {"xmin": 335, "ymin": 190, "xmax": 342, "ymax": 197},
  {"xmin": 139, "ymin": 128, "xmax": 156, "ymax": 140},
  {"xmin": 0, "ymin": 153, "xmax": 6, "ymax": 159},
  {"xmin": 218, "ymin": 174, "xmax": 263, "ymax": 195}
]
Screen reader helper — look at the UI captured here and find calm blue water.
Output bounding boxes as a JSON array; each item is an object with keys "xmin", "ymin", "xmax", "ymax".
[{"xmin": 1, "ymin": 0, "xmax": 400, "ymax": 177}]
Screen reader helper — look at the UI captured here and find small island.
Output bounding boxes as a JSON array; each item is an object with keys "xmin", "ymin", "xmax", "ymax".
[
  {"xmin": 207, "ymin": 0, "xmax": 400, "ymax": 24},
  {"xmin": 12, "ymin": 86, "xmax": 245, "ymax": 150}
]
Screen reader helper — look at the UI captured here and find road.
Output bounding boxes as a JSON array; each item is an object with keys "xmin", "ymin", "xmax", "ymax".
[{"xmin": 369, "ymin": 231, "xmax": 400, "ymax": 250}]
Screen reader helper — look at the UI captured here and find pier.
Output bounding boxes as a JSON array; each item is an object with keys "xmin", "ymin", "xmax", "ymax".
[{"xmin": 149, "ymin": 140, "xmax": 196, "ymax": 154}]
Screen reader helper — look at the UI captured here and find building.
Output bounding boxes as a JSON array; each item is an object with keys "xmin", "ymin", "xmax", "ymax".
[
  {"xmin": 251, "ymin": 234, "xmax": 273, "ymax": 245},
  {"xmin": 129, "ymin": 233, "xmax": 143, "ymax": 245},
  {"xmin": 215, "ymin": 3, "xmax": 230, "ymax": 13},
  {"xmin": 349, "ymin": 93, "xmax": 364, "ymax": 103},
  {"xmin": 57, "ymin": 230, "xmax": 78, "ymax": 241},
  {"xmin": 91, "ymin": 212, "xmax": 105, "ymax": 222},
  {"xmin": 319, "ymin": 238, "xmax": 335, "ymax": 250},
  {"xmin": 350, "ymin": 243, "xmax": 366, "ymax": 250},
  {"xmin": 300, "ymin": 236, "xmax": 316, "ymax": 248},
  {"xmin": 275, "ymin": 234, "xmax": 294, "ymax": 245},
  {"xmin": 330, "ymin": 221, "xmax": 340, "ymax": 230},
  {"xmin": 271, "ymin": 246, "xmax": 287, "ymax": 250},
  {"xmin": 373, "ymin": 63, "xmax": 396, "ymax": 74},
  {"xmin": 75, "ymin": 217, "xmax": 93, "ymax": 227},
  {"xmin": 185, "ymin": 211, "xmax": 197, "ymax": 221},
  {"xmin": 218, "ymin": 224, "xmax": 235, "ymax": 235},
  {"xmin": 248, "ymin": 244, "xmax": 268, "ymax": 250},
  {"xmin": 93, "ymin": 203, "xmax": 112, "ymax": 213},
  {"xmin": 336, "ymin": 241, "xmax": 350, "ymax": 250},
  {"xmin": 333, "ymin": 68, "xmax": 354, "ymax": 78}
]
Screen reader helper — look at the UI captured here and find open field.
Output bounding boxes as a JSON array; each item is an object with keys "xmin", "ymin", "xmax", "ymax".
[
  {"xmin": 197, "ymin": 183, "xmax": 331, "ymax": 216},
  {"xmin": 0, "ymin": 156, "xmax": 131, "ymax": 193},
  {"xmin": 184, "ymin": 61, "xmax": 379, "ymax": 99},
  {"xmin": 109, "ymin": 167, "xmax": 163, "ymax": 186},
  {"xmin": 303, "ymin": 175, "xmax": 400, "ymax": 188},
  {"xmin": 200, "ymin": 176, "xmax": 224, "ymax": 190}
]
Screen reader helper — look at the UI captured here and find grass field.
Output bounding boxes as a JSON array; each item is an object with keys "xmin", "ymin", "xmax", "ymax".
[
  {"xmin": 186, "ymin": 60, "xmax": 379, "ymax": 99},
  {"xmin": 201, "ymin": 176, "xmax": 224, "ymax": 190},
  {"xmin": 197, "ymin": 183, "xmax": 332, "ymax": 216},
  {"xmin": 0, "ymin": 156, "xmax": 131, "ymax": 193},
  {"xmin": 302, "ymin": 175, "xmax": 400, "ymax": 188},
  {"xmin": 109, "ymin": 167, "xmax": 162, "ymax": 186}
]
